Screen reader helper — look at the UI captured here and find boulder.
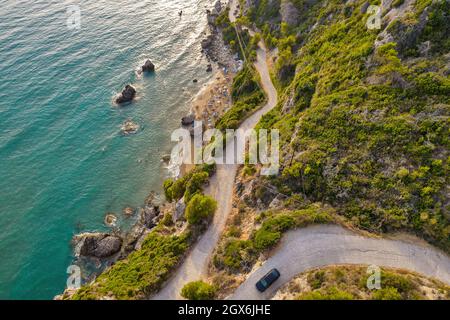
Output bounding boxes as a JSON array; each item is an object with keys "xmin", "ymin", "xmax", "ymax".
[
  {"xmin": 140, "ymin": 205, "xmax": 160, "ymax": 229},
  {"xmin": 74, "ymin": 233, "xmax": 122, "ymax": 258},
  {"xmin": 104, "ymin": 213, "xmax": 117, "ymax": 227},
  {"xmin": 201, "ymin": 35, "xmax": 214, "ymax": 49},
  {"xmin": 120, "ymin": 119, "xmax": 139, "ymax": 135},
  {"xmin": 142, "ymin": 59, "xmax": 155, "ymax": 72},
  {"xmin": 122, "ymin": 206, "xmax": 135, "ymax": 217},
  {"xmin": 116, "ymin": 85, "xmax": 136, "ymax": 104},
  {"xmin": 161, "ymin": 154, "xmax": 171, "ymax": 163},
  {"xmin": 280, "ymin": 1, "xmax": 299, "ymax": 26},
  {"xmin": 173, "ymin": 197, "xmax": 186, "ymax": 223},
  {"xmin": 214, "ymin": 0, "xmax": 222, "ymax": 13}
]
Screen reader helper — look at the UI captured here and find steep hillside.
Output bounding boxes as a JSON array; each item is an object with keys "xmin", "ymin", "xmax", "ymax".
[{"xmin": 239, "ymin": 0, "xmax": 449, "ymax": 250}]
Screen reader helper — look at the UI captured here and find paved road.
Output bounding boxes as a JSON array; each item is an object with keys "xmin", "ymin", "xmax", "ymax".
[
  {"xmin": 231, "ymin": 225, "xmax": 450, "ymax": 300},
  {"xmin": 151, "ymin": 9, "xmax": 278, "ymax": 300}
]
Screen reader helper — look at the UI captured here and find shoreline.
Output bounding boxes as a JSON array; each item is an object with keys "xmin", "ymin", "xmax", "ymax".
[{"xmin": 57, "ymin": 0, "xmax": 240, "ymax": 299}]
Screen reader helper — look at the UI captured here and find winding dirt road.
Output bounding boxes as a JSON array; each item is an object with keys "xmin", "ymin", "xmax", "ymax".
[
  {"xmin": 151, "ymin": 18, "xmax": 278, "ymax": 300},
  {"xmin": 231, "ymin": 225, "xmax": 450, "ymax": 299}
]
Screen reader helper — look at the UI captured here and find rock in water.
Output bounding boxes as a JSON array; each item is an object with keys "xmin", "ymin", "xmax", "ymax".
[
  {"xmin": 123, "ymin": 206, "xmax": 135, "ymax": 217},
  {"xmin": 74, "ymin": 233, "xmax": 122, "ymax": 258},
  {"xmin": 121, "ymin": 119, "xmax": 139, "ymax": 135},
  {"xmin": 142, "ymin": 59, "xmax": 155, "ymax": 72},
  {"xmin": 116, "ymin": 85, "xmax": 136, "ymax": 104},
  {"xmin": 104, "ymin": 213, "xmax": 117, "ymax": 227}
]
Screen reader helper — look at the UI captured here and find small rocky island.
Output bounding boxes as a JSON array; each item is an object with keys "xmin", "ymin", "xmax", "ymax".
[
  {"xmin": 115, "ymin": 84, "xmax": 136, "ymax": 104},
  {"xmin": 141, "ymin": 59, "xmax": 155, "ymax": 73},
  {"xmin": 120, "ymin": 119, "xmax": 139, "ymax": 135}
]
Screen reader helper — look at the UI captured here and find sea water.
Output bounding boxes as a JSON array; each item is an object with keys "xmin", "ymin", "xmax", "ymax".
[{"xmin": 0, "ymin": 0, "xmax": 213, "ymax": 299}]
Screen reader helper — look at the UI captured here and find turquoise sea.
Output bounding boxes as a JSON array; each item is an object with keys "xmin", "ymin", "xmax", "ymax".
[{"xmin": 0, "ymin": 0, "xmax": 213, "ymax": 299}]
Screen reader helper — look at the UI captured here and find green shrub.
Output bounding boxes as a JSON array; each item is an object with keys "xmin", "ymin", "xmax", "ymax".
[
  {"xmin": 372, "ymin": 287, "xmax": 402, "ymax": 300},
  {"xmin": 180, "ymin": 281, "xmax": 216, "ymax": 300},
  {"xmin": 72, "ymin": 232, "xmax": 189, "ymax": 300},
  {"xmin": 298, "ymin": 287, "xmax": 354, "ymax": 300},
  {"xmin": 184, "ymin": 172, "xmax": 209, "ymax": 202},
  {"xmin": 185, "ymin": 194, "xmax": 217, "ymax": 225}
]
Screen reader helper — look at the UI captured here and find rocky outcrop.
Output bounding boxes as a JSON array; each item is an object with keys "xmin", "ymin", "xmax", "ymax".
[
  {"xmin": 142, "ymin": 59, "xmax": 155, "ymax": 72},
  {"xmin": 74, "ymin": 233, "xmax": 123, "ymax": 258},
  {"xmin": 201, "ymin": 35, "xmax": 214, "ymax": 50},
  {"xmin": 280, "ymin": 1, "xmax": 299, "ymax": 26},
  {"xmin": 173, "ymin": 197, "xmax": 186, "ymax": 223},
  {"xmin": 140, "ymin": 205, "xmax": 160, "ymax": 229},
  {"xmin": 116, "ymin": 85, "xmax": 136, "ymax": 104}
]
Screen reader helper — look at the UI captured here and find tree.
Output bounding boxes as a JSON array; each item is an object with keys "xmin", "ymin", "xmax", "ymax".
[
  {"xmin": 185, "ymin": 194, "xmax": 217, "ymax": 225},
  {"xmin": 181, "ymin": 281, "xmax": 216, "ymax": 300}
]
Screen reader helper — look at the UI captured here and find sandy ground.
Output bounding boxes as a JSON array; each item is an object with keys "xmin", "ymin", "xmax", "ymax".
[{"xmin": 190, "ymin": 71, "xmax": 233, "ymax": 127}]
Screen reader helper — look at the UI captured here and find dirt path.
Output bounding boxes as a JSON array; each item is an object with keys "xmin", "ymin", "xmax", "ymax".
[
  {"xmin": 231, "ymin": 225, "xmax": 450, "ymax": 300},
  {"xmin": 151, "ymin": 6, "xmax": 278, "ymax": 300}
]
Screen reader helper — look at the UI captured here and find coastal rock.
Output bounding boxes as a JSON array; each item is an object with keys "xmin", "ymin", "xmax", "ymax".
[
  {"xmin": 120, "ymin": 119, "xmax": 139, "ymax": 135},
  {"xmin": 140, "ymin": 205, "xmax": 160, "ymax": 228},
  {"xmin": 116, "ymin": 85, "xmax": 136, "ymax": 104},
  {"xmin": 123, "ymin": 206, "xmax": 135, "ymax": 217},
  {"xmin": 142, "ymin": 59, "xmax": 155, "ymax": 72},
  {"xmin": 104, "ymin": 213, "xmax": 117, "ymax": 227},
  {"xmin": 74, "ymin": 233, "xmax": 122, "ymax": 258},
  {"xmin": 201, "ymin": 35, "xmax": 214, "ymax": 49},
  {"xmin": 161, "ymin": 154, "xmax": 171, "ymax": 163},
  {"xmin": 144, "ymin": 191, "xmax": 158, "ymax": 206},
  {"xmin": 181, "ymin": 114, "xmax": 195, "ymax": 126},
  {"xmin": 280, "ymin": 1, "xmax": 299, "ymax": 26},
  {"xmin": 173, "ymin": 197, "xmax": 186, "ymax": 223},
  {"xmin": 214, "ymin": 0, "xmax": 222, "ymax": 14}
]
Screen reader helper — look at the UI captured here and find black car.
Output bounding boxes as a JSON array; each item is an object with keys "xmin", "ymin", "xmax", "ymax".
[{"xmin": 255, "ymin": 268, "xmax": 281, "ymax": 292}]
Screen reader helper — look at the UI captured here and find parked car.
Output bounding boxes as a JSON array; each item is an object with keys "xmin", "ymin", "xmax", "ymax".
[{"xmin": 255, "ymin": 268, "xmax": 281, "ymax": 292}]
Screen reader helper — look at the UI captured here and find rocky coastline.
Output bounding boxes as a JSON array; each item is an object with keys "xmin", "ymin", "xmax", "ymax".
[{"xmin": 57, "ymin": 1, "xmax": 240, "ymax": 300}]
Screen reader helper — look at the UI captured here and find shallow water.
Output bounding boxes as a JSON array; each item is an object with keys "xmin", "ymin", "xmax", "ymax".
[{"xmin": 0, "ymin": 0, "xmax": 213, "ymax": 299}]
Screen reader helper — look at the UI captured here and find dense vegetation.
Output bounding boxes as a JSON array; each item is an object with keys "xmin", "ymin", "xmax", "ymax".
[
  {"xmin": 213, "ymin": 204, "xmax": 335, "ymax": 272},
  {"xmin": 71, "ymin": 230, "xmax": 190, "ymax": 300},
  {"xmin": 181, "ymin": 281, "xmax": 217, "ymax": 300},
  {"xmin": 242, "ymin": 0, "xmax": 449, "ymax": 250},
  {"xmin": 163, "ymin": 164, "xmax": 216, "ymax": 202},
  {"xmin": 185, "ymin": 193, "xmax": 218, "ymax": 224},
  {"xmin": 277, "ymin": 265, "xmax": 450, "ymax": 300}
]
